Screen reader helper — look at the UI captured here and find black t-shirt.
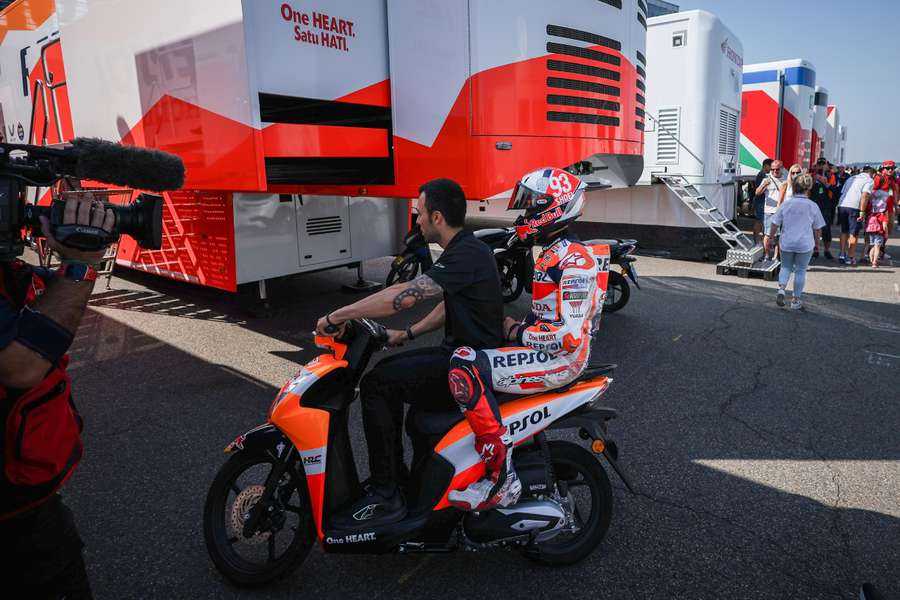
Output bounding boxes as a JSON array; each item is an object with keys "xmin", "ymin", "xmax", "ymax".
[
  {"xmin": 810, "ymin": 178, "xmax": 830, "ymax": 209},
  {"xmin": 754, "ymin": 171, "xmax": 767, "ymax": 200},
  {"xmin": 424, "ymin": 230, "xmax": 504, "ymax": 351}
]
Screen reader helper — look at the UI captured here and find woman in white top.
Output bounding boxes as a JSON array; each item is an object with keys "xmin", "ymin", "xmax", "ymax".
[
  {"xmin": 770, "ymin": 174, "xmax": 826, "ymax": 310},
  {"xmin": 778, "ymin": 163, "xmax": 803, "ymax": 202}
]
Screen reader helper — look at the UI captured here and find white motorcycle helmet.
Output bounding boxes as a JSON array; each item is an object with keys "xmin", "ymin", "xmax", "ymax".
[{"xmin": 508, "ymin": 167, "xmax": 586, "ymax": 242}]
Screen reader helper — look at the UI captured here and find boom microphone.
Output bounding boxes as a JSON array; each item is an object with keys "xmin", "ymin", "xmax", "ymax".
[{"xmin": 71, "ymin": 137, "xmax": 185, "ymax": 192}]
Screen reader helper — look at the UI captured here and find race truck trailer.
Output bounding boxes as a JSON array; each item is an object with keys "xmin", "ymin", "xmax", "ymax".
[
  {"xmin": 739, "ymin": 59, "xmax": 816, "ymax": 176},
  {"xmin": 563, "ymin": 9, "xmax": 744, "ymax": 260},
  {"xmin": 825, "ymin": 105, "xmax": 841, "ymax": 165},
  {"xmin": 810, "ymin": 86, "xmax": 828, "ymax": 165},
  {"xmin": 0, "ymin": 0, "xmax": 647, "ymax": 292}
]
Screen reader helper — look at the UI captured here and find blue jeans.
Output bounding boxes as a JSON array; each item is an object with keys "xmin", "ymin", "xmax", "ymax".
[{"xmin": 778, "ymin": 250, "xmax": 813, "ymax": 298}]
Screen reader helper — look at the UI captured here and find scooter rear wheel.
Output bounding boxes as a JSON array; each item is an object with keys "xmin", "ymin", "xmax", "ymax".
[
  {"xmin": 526, "ymin": 441, "xmax": 613, "ymax": 566},
  {"xmin": 203, "ymin": 449, "xmax": 315, "ymax": 587}
]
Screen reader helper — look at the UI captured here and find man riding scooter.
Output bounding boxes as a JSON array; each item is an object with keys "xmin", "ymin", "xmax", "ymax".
[
  {"xmin": 315, "ymin": 178, "xmax": 504, "ymax": 528},
  {"xmin": 447, "ymin": 167, "xmax": 610, "ymax": 511}
]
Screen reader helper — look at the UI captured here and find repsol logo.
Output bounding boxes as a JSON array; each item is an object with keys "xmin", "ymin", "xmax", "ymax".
[
  {"xmin": 508, "ymin": 406, "xmax": 551, "ymax": 436},
  {"xmin": 492, "ymin": 351, "xmax": 551, "ymax": 368}
]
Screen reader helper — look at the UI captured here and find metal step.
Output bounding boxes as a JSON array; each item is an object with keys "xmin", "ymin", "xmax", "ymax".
[{"xmin": 658, "ymin": 174, "xmax": 757, "ymax": 253}]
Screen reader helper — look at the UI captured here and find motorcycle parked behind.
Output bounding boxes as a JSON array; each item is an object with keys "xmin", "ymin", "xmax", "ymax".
[
  {"xmin": 385, "ymin": 223, "xmax": 433, "ymax": 286},
  {"xmin": 473, "ymin": 224, "xmax": 534, "ymax": 303},
  {"xmin": 203, "ymin": 319, "xmax": 632, "ymax": 587},
  {"xmin": 476, "ymin": 229, "xmax": 640, "ymax": 312},
  {"xmin": 590, "ymin": 238, "xmax": 640, "ymax": 313},
  {"xmin": 386, "ymin": 223, "xmax": 639, "ymax": 311}
]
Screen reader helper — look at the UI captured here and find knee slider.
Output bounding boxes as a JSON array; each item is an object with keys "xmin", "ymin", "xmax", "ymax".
[{"xmin": 448, "ymin": 364, "xmax": 483, "ymax": 409}]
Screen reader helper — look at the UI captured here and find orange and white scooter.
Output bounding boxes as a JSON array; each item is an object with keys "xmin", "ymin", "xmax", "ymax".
[{"xmin": 203, "ymin": 319, "xmax": 632, "ymax": 587}]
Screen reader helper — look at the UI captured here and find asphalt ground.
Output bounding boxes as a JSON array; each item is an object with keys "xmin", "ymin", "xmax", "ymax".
[{"xmin": 47, "ymin": 231, "xmax": 900, "ymax": 600}]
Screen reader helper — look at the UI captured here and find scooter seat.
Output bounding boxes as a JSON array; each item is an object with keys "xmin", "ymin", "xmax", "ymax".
[{"xmin": 409, "ymin": 364, "xmax": 615, "ymax": 436}]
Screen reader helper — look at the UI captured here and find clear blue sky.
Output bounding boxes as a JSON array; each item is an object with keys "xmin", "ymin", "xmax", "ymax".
[{"xmin": 675, "ymin": 0, "xmax": 899, "ymax": 163}]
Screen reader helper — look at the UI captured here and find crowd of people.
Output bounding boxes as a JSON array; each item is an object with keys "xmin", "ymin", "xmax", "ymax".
[{"xmin": 749, "ymin": 157, "xmax": 896, "ymax": 309}]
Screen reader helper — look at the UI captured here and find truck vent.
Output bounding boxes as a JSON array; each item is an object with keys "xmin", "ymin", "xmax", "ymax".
[
  {"xmin": 598, "ymin": 0, "xmax": 622, "ymax": 8},
  {"xmin": 547, "ymin": 77, "xmax": 619, "ymax": 97},
  {"xmin": 636, "ymin": 120, "xmax": 644, "ymax": 131},
  {"xmin": 717, "ymin": 108, "xmax": 738, "ymax": 156},
  {"xmin": 635, "ymin": 107, "xmax": 645, "ymax": 118},
  {"xmin": 636, "ymin": 50, "xmax": 646, "ymax": 65},
  {"xmin": 546, "ymin": 25, "xmax": 622, "ymax": 51},
  {"xmin": 547, "ymin": 112, "xmax": 619, "ymax": 126},
  {"xmin": 548, "ymin": 94, "xmax": 620, "ymax": 112},
  {"xmin": 637, "ymin": 13, "xmax": 647, "ymax": 29},
  {"xmin": 636, "ymin": 65, "xmax": 646, "ymax": 78},
  {"xmin": 548, "ymin": 59, "xmax": 620, "ymax": 82},
  {"xmin": 306, "ymin": 216, "xmax": 343, "ymax": 236},
  {"xmin": 546, "ymin": 23, "xmax": 625, "ymax": 128},
  {"xmin": 637, "ymin": 0, "xmax": 648, "ymax": 15},
  {"xmin": 636, "ymin": 80, "xmax": 646, "ymax": 92},
  {"xmin": 636, "ymin": 93, "xmax": 645, "ymax": 105},
  {"xmin": 546, "ymin": 42, "xmax": 620, "ymax": 67},
  {"xmin": 656, "ymin": 107, "xmax": 680, "ymax": 162}
]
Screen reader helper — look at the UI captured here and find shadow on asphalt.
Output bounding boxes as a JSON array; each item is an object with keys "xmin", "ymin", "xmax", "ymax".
[{"xmin": 68, "ymin": 263, "xmax": 900, "ymax": 599}]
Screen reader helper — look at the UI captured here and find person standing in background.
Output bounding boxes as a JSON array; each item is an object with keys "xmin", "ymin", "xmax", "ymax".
[
  {"xmin": 865, "ymin": 161, "xmax": 895, "ymax": 266},
  {"xmin": 835, "ymin": 164, "xmax": 850, "ymax": 192},
  {"xmin": 752, "ymin": 159, "xmax": 773, "ymax": 245},
  {"xmin": 770, "ymin": 174, "xmax": 824, "ymax": 310},
  {"xmin": 810, "ymin": 159, "xmax": 835, "ymax": 259},
  {"xmin": 755, "ymin": 160, "xmax": 786, "ymax": 262},
  {"xmin": 836, "ymin": 166, "xmax": 874, "ymax": 265}
]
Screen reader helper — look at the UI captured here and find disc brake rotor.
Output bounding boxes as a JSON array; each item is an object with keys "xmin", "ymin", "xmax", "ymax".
[{"xmin": 230, "ymin": 484, "xmax": 270, "ymax": 545}]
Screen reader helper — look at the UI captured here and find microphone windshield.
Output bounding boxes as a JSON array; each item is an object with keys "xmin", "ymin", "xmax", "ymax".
[{"xmin": 71, "ymin": 137, "xmax": 185, "ymax": 191}]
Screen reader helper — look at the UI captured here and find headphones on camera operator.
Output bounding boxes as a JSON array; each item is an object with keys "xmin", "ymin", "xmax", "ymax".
[{"xmin": 0, "ymin": 137, "xmax": 185, "ymax": 261}]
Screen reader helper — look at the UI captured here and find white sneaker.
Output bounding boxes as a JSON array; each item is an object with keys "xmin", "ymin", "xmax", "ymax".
[
  {"xmin": 776, "ymin": 289, "xmax": 786, "ymax": 307},
  {"xmin": 790, "ymin": 298, "xmax": 803, "ymax": 311}
]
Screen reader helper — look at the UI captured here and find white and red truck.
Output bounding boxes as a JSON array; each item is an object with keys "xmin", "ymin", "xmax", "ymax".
[{"xmin": 0, "ymin": 0, "xmax": 646, "ymax": 292}]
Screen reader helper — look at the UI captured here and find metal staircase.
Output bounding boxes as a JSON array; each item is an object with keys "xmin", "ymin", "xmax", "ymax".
[{"xmin": 657, "ymin": 174, "xmax": 779, "ymax": 279}]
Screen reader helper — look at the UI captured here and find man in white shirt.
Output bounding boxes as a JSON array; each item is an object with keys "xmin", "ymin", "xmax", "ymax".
[
  {"xmin": 754, "ymin": 160, "xmax": 786, "ymax": 261},
  {"xmin": 836, "ymin": 166, "xmax": 874, "ymax": 265}
]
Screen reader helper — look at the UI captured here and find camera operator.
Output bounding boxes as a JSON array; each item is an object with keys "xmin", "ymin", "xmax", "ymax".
[{"xmin": 0, "ymin": 193, "xmax": 114, "ymax": 599}]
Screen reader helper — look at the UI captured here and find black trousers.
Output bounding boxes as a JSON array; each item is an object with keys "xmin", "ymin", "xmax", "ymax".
[
  {"xmin": 0, "ymin": 494, "xmax": 93, "ymax": 599},
  {"xmin": 360, "ymin": 346, "xmax": 457, "ymax": 493}
]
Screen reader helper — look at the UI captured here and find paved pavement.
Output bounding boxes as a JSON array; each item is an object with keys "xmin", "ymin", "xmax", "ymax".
[{"xmin": 54, "ymin": 236, "xmax": 899, "ymax": 599}]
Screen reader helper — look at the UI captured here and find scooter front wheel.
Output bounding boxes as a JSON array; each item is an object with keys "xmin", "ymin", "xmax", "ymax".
[{"xmin": 203, "ymin": 449, "xmax": 315, "ymax": 587}]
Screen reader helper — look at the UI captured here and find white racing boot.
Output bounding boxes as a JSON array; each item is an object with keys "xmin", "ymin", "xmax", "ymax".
[{"xmin": 448, "ymin": 436, "xmax": 521, "ymax": 511}]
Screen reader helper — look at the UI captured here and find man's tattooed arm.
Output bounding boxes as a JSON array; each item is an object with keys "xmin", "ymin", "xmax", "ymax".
[
  {"xmin": 391, "ymin": 274, "xmax": 443, "ymax": 311},
  {"xmin": 328, "ymin": 274, "xmax": 444, "ymax": 323}
]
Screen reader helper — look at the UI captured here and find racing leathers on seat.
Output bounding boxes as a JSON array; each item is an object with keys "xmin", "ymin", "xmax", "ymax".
[{"xmin": 447, "ymin": 237, "xmax": 610, "ymax": 510}]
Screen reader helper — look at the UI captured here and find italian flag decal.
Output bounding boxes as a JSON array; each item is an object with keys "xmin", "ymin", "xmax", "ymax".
[{"xmin": 740, "ymin": 135, "xmax": 765, "ymax": 172}]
